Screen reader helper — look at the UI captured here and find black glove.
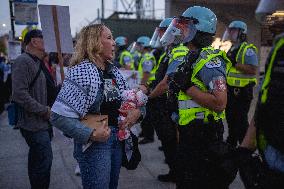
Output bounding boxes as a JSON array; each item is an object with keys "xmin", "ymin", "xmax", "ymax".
[
  {"xmin": 235, "ymin": 146, "xmax": 255, "ymax": 165},
  {"xmin": 168, "ymin": 74, "xmax": 181, "ymax": 95},
  {"xmin": 236, "ymin": 147, "xmax": 266, "ymax": 189},
  {"xmin": 173, "ymin": 70, "xmax": 192, "ymax": 92},
  {"xmin": 172, "ymin": 50, "xmax": 200, "ymax": 92}
]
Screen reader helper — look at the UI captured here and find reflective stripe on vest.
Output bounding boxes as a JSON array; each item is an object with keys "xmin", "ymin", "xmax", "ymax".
[
  {"xmin": 119, "ymin": 50, "xmax": 134, "ymax": 70},
  {"xmin": 178, "ymin": 47, "xmax": 228, "ymax": 126},
  {"xmin": 138, "ymin": 52, "xmax": 157, "ymax": 82},
  {"xmin": 169, "ymin": 44, "xmax": 189, "ymax": 64},
  {"xmin": 227, "ymin": 42, "xmax": 258, "ymax": 87},
  {"xmin": 261, "ymin": 37, "xmax": 284, "ymax": 104}
]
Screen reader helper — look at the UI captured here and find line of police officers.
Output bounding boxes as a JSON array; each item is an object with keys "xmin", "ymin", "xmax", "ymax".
[{"xmin": 114, "ymin": 2, "xmax": 284, "ymax": 188}]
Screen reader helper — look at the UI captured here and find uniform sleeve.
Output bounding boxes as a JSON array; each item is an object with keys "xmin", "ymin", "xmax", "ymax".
[
  {"xmin": 142, "ymin": 60, "xmax": 154, "ymax": 73},
  {"xmin": 244, "ymin": 48, "xmax": 258, "ymax": 66},
  {"xmin": 166, "ymin": 59, "xmax": 184, "ymax": 75},
  {"xmin": 197, "ymin": 58, "xmax": 227, "ymax": 91}
]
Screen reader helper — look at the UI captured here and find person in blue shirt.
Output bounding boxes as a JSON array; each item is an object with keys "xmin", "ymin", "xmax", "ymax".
[{"xmin": 222, "ymin": 21, "xmax": 259, "ymax": 148}]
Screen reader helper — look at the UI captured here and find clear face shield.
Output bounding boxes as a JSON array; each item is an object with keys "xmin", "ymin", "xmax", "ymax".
[
  {"xmin": 150, "ymin": 28, "xmax": 159, "ymax": 48},
  {"xmin": 129, "ymin": 42, "xmax": 142, "ymax": 53},
  {"xmin": 160, "ymin": 17, "xmax": 197, "ymax": 47},
  {"xmin": 128, "ymin": 42, "xmax": 136, "ymax": 53},
  {"xmin": 222, "ymin": 27, "xmax": 240, "ymax": 42},
  {"xmin": 150, "ymin": 27, "xmax": 167, "ymax": 48}
]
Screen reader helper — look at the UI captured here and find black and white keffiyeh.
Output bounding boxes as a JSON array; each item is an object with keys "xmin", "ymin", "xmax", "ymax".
[{"xmin": 55, "ymin": 59, "xmax": 129, "ymax": 118}]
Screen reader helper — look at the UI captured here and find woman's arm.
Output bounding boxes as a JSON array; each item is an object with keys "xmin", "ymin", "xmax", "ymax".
[
  {"xmin": 50, "ymin": 112, "xmax": 93, "ymax": 144},
  {"xmin": 50, "ymin": 112, "xmax": 111, "ymax": 143}
]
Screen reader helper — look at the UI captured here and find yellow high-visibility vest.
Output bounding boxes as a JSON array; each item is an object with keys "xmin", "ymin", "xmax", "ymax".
[
  {"xmin": 227, "ymin": 42, "xmax": 258, "ymax": 87},
  {"xmin": 178, "ymin": 47, "xmax": 231, "ymax": 126}
]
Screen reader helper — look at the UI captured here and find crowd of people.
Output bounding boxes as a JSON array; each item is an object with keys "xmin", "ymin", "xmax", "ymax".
[{"xmin": 1, "ymin": 1, "xmax": 283, "ymax": 189}]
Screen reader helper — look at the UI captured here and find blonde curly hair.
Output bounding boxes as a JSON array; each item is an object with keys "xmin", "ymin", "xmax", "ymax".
[{"xmin": 70, "ymin": 24, "xmax": 105, "ymax": 66}]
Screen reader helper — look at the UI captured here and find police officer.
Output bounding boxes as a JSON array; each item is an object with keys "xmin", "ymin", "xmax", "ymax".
[
  {"xmin": 142, "ymin": 18, "xmax": 181, "ymax": 182},
  {"xmin": 136, "ymin": 36, "xmax": 157, "ymax": 144},
  {"xmin": 162, "ymin": 6, "xmax": 236, "ymax": 188},
  {"xmin": 222, "ymin": 21, "xmax": 259, "ymax": 147},
  {"xmin": 137, "ymin": 36, "xmax": 157, "ymax": 85},
  {"xmin": 129, "ymin": 42, "xmax": 141, "ymax": 70},
  {"xmin": 114, "ymin": 36, "xmax": 134, "ymax": 70},
  {"xmin": 240, "ymin": 1, "xmax": 284, "ymax": 187}
]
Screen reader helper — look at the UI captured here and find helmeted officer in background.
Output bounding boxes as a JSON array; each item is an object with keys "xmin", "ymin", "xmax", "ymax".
[
  {"xmin": 150, "ymin": 26, "xmax": 164, "ymax": 66},
  {"xmin": 144, "ymin": 22, "xmax": 189, "ymax": 149},
  {"xmin": 240, "ymin": 0, "xmax": 284, "ymax": 188},
  {"xmin": 114, "ymin": 36, "xmax": 134, "ymax": 70},
  {"xmin": 129, "ymin": 42, "xmax": 142, "ymax": 70},
  {"xmin": 222, "ymin": 21, "xmax": 259, "ymax": 147},
  {"xmin": 161, "ymin": 6, "xmax": 237, "ymax": 188},
  {"xmin": 136, "ymin": 36, "xmax": 157, "ymax": 85},
  {"xmin": 135, "ymin": 36, "xmax": 157, "ymax": 144},
  {"xmin": 140, "ymin": 18, "xmax": 180, "ymax": 182}
]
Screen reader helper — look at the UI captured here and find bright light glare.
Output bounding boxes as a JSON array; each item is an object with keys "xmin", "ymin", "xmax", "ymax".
[{"xmin": 211, "ymin": 37, "xmax": 232, "ymax": 52}]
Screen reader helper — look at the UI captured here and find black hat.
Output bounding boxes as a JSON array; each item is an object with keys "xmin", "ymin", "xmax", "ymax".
[{"xmin": 23, "ymin": 29, "xmax": 43, "ymax": 45}]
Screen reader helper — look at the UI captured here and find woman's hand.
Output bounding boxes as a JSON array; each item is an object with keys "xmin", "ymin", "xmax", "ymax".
[
  {"xmin": 89, "ymin": 120, "xmax": 111, "ymax": 142},
  {"xmin": 119, "ymin": 108, "xmax": 141, "ymax": 130}
]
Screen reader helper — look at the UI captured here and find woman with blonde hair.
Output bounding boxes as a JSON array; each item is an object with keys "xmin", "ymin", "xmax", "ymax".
[{"xmin": 50, "ymin": 24, "xmax": 143, "ymax": 189}]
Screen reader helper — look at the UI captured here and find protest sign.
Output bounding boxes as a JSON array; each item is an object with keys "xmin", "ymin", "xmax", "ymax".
[
  {"xmin": 14, "ymin": 0, "xmax": 38, "ymax": 25},
  {"xmin": 119, "ymin": 70, "xmax": 141, "ymax": 89},
  {"xmin": 39, "ymin": 4, "xmax": 73, "ymax": 82}
]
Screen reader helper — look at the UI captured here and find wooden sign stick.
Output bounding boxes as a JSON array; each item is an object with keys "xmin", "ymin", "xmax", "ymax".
[{"xmin": 52, "ymin": 5, "xmax": 65, "ymax": 82}]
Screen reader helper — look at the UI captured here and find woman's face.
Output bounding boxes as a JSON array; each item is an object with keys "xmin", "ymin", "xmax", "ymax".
[{"xmin": 100, "ymin": 26, "xmax": 115, "ymax": 61}]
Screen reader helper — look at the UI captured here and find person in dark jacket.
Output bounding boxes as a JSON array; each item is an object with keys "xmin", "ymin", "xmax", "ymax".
[{"xmin": 12, "ymin": 29, "xmax": 52, "ymax": 189}]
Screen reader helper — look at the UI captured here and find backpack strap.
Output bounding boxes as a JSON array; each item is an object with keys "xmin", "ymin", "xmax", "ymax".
[
  {"xmin": 29, "ymin": 64, "xmax": 42, "ymax": 89},
  {"xmin": 25, "ymin": 53, "xmax": 43, "ymax": 89}
]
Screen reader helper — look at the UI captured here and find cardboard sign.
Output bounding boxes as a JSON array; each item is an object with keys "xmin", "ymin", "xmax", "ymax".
[
  {"xmin": 14, "ymin": 0, "xmax": 38, "ymax": 25},
  {"xmin": 38, "ymin": 5, "xmax": 73, "ymax": 54},
  {"xmin": 119, "ymin": 70, "xmax": 141, "ymax": 89}
]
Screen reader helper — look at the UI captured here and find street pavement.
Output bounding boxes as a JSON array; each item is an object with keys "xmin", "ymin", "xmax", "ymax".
[{"xmin": 0, "ymin": 111, "xmax": 244, "ymax": 189}]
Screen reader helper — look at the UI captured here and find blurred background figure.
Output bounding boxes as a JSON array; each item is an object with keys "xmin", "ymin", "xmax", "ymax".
[
  {"xmin": 135, "ymin": 36, "xmax": 157, "ymax": 144},
  {"xmin": 114, "ymin": 36, "xmax": 134, "ymax": 70},
  {"xmin": 129, "ymin": 42, "xmax": 141, "ymax": 70}
]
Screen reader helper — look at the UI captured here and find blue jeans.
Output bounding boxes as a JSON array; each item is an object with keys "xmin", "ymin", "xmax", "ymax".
[
  {"xmin": 264, "ymin": 145, "xmax": 284, "ymax": 173},
  {"xmin": 74, "ymin": 126, "xmax": 122, "ymax": 189},
  {"xmin": 20, "ymin": 128, "xmax": 53, "ymax": 189}
]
